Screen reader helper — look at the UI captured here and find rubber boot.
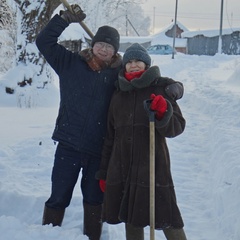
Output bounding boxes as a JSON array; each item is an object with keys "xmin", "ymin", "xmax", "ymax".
[
  {"xmin": 125, "ymin": 223, "xmax": 144, "ymax": 240},
  {"xmin": 83, "ymin": 202, "xmax": 102, "ymax": 240},
  {"xmin": 42, "ymin": 205, "xmax": 65, "ymax": 226},
  {"xmin": 163, "ymin": 228, "xmax": 187, "ymax": 240}
]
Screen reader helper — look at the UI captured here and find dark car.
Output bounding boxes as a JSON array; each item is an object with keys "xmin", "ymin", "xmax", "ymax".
[{"xmin": 146, "ymin": 44, "xmax": 175, "ymax": 55}]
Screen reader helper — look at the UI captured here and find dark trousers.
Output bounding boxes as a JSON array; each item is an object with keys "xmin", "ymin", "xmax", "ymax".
[{"xmin": 45, "ymin": 143, "xmax": 103, "ymax": 209}]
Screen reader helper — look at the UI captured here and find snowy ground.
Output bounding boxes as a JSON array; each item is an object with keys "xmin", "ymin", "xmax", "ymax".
[{"xmin": 1, "ymin": 53, "xmax": 240, "ymax": 239}]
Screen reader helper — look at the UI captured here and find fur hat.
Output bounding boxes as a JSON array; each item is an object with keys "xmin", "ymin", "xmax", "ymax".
[
  {"xmin": 123, "ymin": 43, "xmax": 151, "ymax": 66},
  {"xmin": 91, "ymin": 26, "xmax": 120, "ymax": 54}
]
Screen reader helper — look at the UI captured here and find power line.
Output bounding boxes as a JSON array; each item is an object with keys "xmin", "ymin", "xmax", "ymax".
[{"xmin": 143, "ymin": 9, "xmax": 240, "ymax": 21}]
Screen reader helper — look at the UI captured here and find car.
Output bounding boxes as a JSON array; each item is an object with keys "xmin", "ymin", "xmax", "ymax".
[{"xmin": 146, "ymin": 44, "xmax": 175, "ymax": 55}]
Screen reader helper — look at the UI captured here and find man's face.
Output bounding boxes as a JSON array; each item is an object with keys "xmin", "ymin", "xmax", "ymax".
[{"xmin": 93, "ymin": 42, "xmax": 115, "ymax": 62}]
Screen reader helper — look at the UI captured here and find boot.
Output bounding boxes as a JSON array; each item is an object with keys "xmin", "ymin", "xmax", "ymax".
[
  {"xmin": 83, "ymin": 202, "xmax": 102, "ymax": 240},
  {"xmin": 42, "ymin": 205, "xmax": 65, "ymax": 226},
  {"xmin": 125, "ymin": 223, "xmax": 144, "ymax": 240},
  {"xmin": 163, "ymin": 228, "xmax": 187, "ymax": 240}
]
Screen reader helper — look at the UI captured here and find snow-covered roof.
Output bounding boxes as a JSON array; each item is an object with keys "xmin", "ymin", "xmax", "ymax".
[
  {"xmin": 150, "ymin": 21, "xmax": 188, "ymax": 47},
  {"xmin": 152, "ymin": 21, "xmax": 189, "ymax": 37},
  {"xmin": 182, "ymin": 27, "xmax": 240, "ymax": 38},
  {"xmin": 150, "ymin": 33, "xmax": 187, "ymax": 47},
  {"xmin": 120, "ymin": 36, "xmax": 153, "ymax": 44},
  {"xmin": 58, "ymin": 23, "xmax": 88, "ymax": 42}
]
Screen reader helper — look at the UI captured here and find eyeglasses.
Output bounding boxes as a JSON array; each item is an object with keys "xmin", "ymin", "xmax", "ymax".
[{"xmin": 94, "ymin": 42, "xmax": 114, "ymax": 52}]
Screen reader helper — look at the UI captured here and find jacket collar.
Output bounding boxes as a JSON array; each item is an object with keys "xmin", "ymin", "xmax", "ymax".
[{"xmin": 79, "ymin": 48, "xmax": 122, "ymax": 71}]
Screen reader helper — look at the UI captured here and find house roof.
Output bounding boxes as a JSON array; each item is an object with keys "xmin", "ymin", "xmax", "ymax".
[
  {"xmin": 182, "ymin": 27, "xmax": 240, "ymax": 38},
  {"xmin": 120, "ymin": 36, "xmax": 153, "ymax": 44},
  {"xmin": 152, "ymin": 20, "xmax": 189, "ymax": 36},
  {"xmin": 119, "ymin": 21, "xmax": 189, "ymax": 48},
  {"xmin": 150, "ymin": 21, "xmax": 188, "ymax": 47}
]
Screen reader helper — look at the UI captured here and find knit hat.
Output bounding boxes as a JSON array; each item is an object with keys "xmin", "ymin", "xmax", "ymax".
[
  {"xmin": 91, "ymin": 26, "xmax": 120, "ymax": 54},
  {"xmin": 123, "ymin": 43, "xmax": 151, "ymax": 66}
]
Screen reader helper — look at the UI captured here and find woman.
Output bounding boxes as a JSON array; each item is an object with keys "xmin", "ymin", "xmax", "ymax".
[{"xmin": 96, "ymin": 43, "xmax": 187, "ymax": 240}]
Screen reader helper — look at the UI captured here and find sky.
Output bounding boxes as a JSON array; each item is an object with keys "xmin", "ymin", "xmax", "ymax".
[
  {"xmin": 1, "ymin": 48, "xmax": 240, "ymax": 239},
  {"xmin": 140, "ymin": 0, "xmax": 240, "ymax": 33}
]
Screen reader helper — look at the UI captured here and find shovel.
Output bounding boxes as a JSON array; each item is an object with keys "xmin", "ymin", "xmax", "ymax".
[
  {"xmin": 144, "ymin": 99, "xmax": 155, "ymax": 240},
  {"xmin": 60, "ymin": 0, "xmax": 94, "ymax": 39}
]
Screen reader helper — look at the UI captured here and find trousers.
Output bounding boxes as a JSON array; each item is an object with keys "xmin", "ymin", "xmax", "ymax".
[{"xmin": 45, "ymin": 143, "xmax": 103, "ymax": 209}]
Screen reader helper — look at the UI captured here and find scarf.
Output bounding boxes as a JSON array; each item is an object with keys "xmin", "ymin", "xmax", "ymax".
[
  {"xmin": 117, "ymin": 66, "xmax": 161, "ymax": 91},
  {"xmin": 79, "ymin": 48, "xmax": 122, "ymax": 71},
  {"xmin": 124, "ymin": 70, "xmax": 146, "ymax": 81}
]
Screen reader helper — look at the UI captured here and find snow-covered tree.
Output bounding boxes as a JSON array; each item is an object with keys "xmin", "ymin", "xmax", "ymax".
[
  {"xmin": 108, "ymin": 2, "xmax": 150, "ymax": 36},
  {"xmin": 14, "ymin": 0, "xmax": 60, "ymax": 65},
  {"xmin": 0, "ymin": 0, "xmax": 149, "ymax": 107},
  {"xmin": 0, "ymin": 0, "xmax": 16, "ymax": 72},
  {"xmin": 77, "ymin": 0, "xmax": 149, "ymax": 36},
  {"xmin": 0, "ymin": 0, "xmax": 61, "ymax": 107}
]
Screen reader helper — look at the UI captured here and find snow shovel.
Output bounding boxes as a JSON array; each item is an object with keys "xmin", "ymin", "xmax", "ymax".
[
  {"xmin": 144, "ymin": 99, "xmax": 155, "ymax": 240},
  {"xmin": 60, "ymin": 0, "xmax": 94, "ymax": 39}
]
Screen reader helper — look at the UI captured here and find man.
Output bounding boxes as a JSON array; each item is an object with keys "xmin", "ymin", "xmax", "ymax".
[{"xmin": 36, "ymin": 5, "xmax": 122, "ymax": 240}]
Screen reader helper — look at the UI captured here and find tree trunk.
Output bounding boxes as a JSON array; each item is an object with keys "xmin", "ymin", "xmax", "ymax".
[
  {"xmin": 1, "ymin": 0, "xmax": 62, "ymax": 106},
  {"xmin": 15, "ymin": 0, "xmax": 60, "ymax": 65}
]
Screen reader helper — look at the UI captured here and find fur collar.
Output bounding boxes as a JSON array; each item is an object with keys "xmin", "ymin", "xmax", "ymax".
[{"xmin": 79, "ymin": 48, "xmax": 122, "ymax": 71}]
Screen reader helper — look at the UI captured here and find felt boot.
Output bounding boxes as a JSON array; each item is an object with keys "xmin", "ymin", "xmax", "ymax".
[
  {"xmin": 42, "ymin": 205, "xmax": 65, "ymax": 226},
  {"xmin": 83, "ymin": 202, "xmax": 102, "ymax": 240},
  {"xmin": 163, "ymin": 228, "xmax": 187, "ymax": 240},
  {"xmin": 125, "ymin": 223, "xmax": 144, "ymax": 240}
]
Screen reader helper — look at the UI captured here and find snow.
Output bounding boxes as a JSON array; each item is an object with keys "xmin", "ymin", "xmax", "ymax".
[
  {"xmin": 120, "ymin": 36, "xmax": 153, "ymax": 44},
  {"xmin": 1, "ymin": 52, "xmax": 240, "ymax": 239},
  {"xmin": 59, "ymin": 23, "xmax": 88, "ymax": 42},
  {"xmin": 182, "ymin": 27, "xmax": 240, "ymax": 38}
]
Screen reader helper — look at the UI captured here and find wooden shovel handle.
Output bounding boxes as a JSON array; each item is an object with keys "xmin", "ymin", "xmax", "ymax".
[
  {"xmin": 144, "ymin": 99, "xmax": 155, "ymax": 240},
  {"xmin": 60, "ymin": 0, "xmax": 94, "ymax": 39}
]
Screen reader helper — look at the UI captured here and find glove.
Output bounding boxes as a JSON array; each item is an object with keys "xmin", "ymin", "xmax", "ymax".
[
  {"xmin": 165, "ymin": 82, "xmax": 184, "ymax": 100},
  {"xmin": 60, "ymin": 4, "xmax": 86, "ymax": 24},
  {"xmin": 150, "ymin": 94, "xmax": 167, "ymax": 120},
  {"xmin": 99, "ymin": 179, "xmax": 106, "ymax": 192}
]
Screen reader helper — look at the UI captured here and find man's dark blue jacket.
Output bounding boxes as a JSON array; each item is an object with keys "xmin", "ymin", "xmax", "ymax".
[{"xmin": 36, "ymin": 15, "xmax": 121, "ymax": 157}]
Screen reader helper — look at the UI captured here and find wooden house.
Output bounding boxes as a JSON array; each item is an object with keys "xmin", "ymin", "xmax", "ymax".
[{"xmin": 182, "ymin": 28, "xmax": 240, "ymax": 55}]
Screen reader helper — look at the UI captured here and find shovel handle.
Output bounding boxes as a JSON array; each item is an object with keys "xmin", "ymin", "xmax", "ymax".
[
  {"xmin": 60, "ymin": 0, "xmax": 94, "ymax": 39},
  {"xmin": 144, "ymin": 99, "xmax": 155, "ymax": 240},
  {"xmin": 143, "ymin": 99, "xmax": 155, "ymax": 122}
]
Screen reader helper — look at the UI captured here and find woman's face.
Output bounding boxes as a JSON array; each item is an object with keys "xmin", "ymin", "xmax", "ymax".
[{"xmin": 125, "ymin": 60, "xmax": 146, "ymax": 73}]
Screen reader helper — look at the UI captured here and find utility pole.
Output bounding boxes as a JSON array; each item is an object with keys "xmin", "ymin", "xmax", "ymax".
[
  {"xmin": 153, "ymin": 7, "xmax": 155, "ymax": 34},
  {"xmin": 172, "ymin": 0, "xmax": 178, "ymax": 59},
  {"xmin": 126, "ymin": 10, "xmax": 128, "ymax": 36},
  {"xmin": 218, "ymin": 0, "xmax": 224, "ymax": 54},
  {"xmin": 127, "ymin": 17, "xmax": 140, "ymax": 36}
]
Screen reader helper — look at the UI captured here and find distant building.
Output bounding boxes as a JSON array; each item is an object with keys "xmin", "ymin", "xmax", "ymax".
[
  {"xmin": 58, "ymin": 21, "xmax": 240, "ymax": 56},
  {"xmin": 58, "ymin": 23, "xmax": 89, "ymax": 53},
  {"xmin": 182, "ymin": 28, "xmax": 240, "ymax": 55},
  {"xmin": 150, "ymin": 21, "xmax": 188, "ymax": 54},
  {"xmin": 119, "ymin": 21, "xmax": 188, "ymax": 53},
  {"xmin": 119, "ymin": 36, "xmax": 152, "ymax": 52}
]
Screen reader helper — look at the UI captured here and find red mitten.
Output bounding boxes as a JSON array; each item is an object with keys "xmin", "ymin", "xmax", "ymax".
[
  {"xmin": 99, "ymin": 179, "xmax": 106, "ymax": 192},
  {"xmin": 150, "ymin": 94, "xmax": 167, "ymax": 120}
]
